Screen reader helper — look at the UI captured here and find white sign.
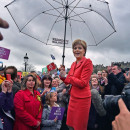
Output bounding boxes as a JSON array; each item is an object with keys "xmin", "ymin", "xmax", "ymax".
[{"xmin": 52, "ymin": 38, "xmax": 69, "ymax": 44}]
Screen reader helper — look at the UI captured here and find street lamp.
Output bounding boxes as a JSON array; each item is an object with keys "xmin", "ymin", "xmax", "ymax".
[{"xmin": 24, "ymin": 53, "xmax": 29, "ymax": 72}]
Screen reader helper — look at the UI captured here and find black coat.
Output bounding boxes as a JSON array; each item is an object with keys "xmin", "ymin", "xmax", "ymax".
[{"xmin": 105, "ymin": 72, "xmax": 126, "ymax": 95}]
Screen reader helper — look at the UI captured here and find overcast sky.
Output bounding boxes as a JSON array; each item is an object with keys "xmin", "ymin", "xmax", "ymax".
[{"xmin": 0, "ymin": 0, "xmax": 130, "ymax": 72}]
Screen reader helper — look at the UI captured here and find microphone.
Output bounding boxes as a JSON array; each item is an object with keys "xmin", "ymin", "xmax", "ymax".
[{"xmin": 91, "ymin": 89, "xmax": 106, "ymax": 116}]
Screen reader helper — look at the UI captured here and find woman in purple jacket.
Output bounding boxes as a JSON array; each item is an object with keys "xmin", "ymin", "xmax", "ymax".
[{"xmin": 0, "ymin": 80, "xmax": 14, "ymax": 130}]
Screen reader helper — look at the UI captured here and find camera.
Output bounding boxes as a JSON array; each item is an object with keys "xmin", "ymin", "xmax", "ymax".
[{"xmin": 103, "ymin": 83, "xmax": 130, "ymax": 116}]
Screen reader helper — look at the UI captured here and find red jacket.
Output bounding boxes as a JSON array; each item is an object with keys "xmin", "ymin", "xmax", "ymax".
[
  {"xmin": 62, "ymin": 57, "xmax": 93, "ymax": 98},
  {"xmin": 13, "ymin": 89, "xmax": 43, "ymax": 130}
]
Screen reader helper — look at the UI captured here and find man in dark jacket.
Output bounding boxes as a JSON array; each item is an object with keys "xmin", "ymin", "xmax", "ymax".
[{"xmin": 105, "ymin": 63, "xmax": 126, "ymax": 95}]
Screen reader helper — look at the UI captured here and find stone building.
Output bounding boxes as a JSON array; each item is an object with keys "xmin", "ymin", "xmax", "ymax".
[{"xmin": 93, "ymin": 61, "xmax": 130, "ymax": 73}]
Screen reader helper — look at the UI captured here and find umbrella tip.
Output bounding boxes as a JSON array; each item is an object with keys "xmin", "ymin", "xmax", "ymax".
[
  {"xmin": 105, "ymin": 1, "xmax": 109, "ymax": 4},
  {"xmin": 66, "ymin": 5, "xmax": 69, "ymax": 9}
]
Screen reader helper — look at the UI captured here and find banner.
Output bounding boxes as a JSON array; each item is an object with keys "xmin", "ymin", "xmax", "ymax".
[
  {"xmin": 0, "ymin": 47, "xmax": 10, "ymax": 60},
  {"xmin": 49, "ymin": 107, "xmax": 65, "ymax": 120},
  {"xmin": 22, "ymin": 72, "xmax": 29, "ymax": 77},
  {"xmin": 47, "ymin": 62, "xmax": 56, "ymax": 71}
]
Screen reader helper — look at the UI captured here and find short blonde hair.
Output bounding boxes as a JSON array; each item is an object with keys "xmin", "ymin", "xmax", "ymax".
[{"xmin": 72, "ymin": 39, "xmax": 87, "ymax": 55}]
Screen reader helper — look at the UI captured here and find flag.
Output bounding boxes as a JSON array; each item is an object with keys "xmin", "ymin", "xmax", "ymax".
[
  {"xmin": 50, "ymin": 54, "xmax": 55, "ymax": 60},
  {"xmin": 0, "ymin": 47, "xmax": 10, "ymax": 60},
  {"xmin": 42, "ymin": 67, "xmax": 48, "ymax": 73},
  {"xmin": 57, "ymin": 70, "xmax": 60, "ymax": 75},
  {"xmin": 47, "ymin": 62, "xmax": 56, "ymax": 71}
]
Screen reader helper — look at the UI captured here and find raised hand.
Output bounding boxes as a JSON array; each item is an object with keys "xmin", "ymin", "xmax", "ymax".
[
  {"xmin": 1, "ymin": 80, "xmax": 8, "ymax": 93},
  {"xmin": 1, "ymin": 80, "xmax": 13, "ymax": 93},
  {"xmin": 6, "ymin": 80, "xmax": 13, "ymax": 93},
  {"xmin": 124, "ymin": 70, "xmax": 130, "ymax": 82},
  {"xmin": 107, "ymin": 66, "xmax": 112, "ymax": 74},
  {"xmin": 59, "ymin": 70, "xmax": 66, "ymax": 78}
]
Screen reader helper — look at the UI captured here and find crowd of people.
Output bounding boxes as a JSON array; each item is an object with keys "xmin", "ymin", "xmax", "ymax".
[{"xmin": 0, "ymin": 17, "xmax": 130, "ymax": 130}]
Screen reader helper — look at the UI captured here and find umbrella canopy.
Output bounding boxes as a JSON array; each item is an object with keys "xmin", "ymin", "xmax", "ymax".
[{"xmin": 5, "ymin": 0, "xmax": 116, "ymax": 64}]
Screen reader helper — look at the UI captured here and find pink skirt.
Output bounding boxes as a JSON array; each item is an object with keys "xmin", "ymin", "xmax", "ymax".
[{"xmin": 66, "ymin": 96, "xmax": 91, "ymax": 130}]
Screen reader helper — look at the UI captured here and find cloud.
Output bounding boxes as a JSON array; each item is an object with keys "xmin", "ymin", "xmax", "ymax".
[{"xmin": 0, "ymin": 0, "xmax": 130, "ymax": 72}]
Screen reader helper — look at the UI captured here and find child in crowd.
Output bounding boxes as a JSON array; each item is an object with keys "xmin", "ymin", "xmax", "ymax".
[
  {"xmin": 41, "ymin": 91, "xmax": 61, "ymax": 130},
  {"xmin": 37, "ymin": 74, "xmax": 52, "ymax": 105}
]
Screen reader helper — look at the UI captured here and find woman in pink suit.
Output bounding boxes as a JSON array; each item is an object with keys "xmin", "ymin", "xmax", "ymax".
[{"xmin": 60, "ymin": 39, "xmax": 93, "ymax": 130}]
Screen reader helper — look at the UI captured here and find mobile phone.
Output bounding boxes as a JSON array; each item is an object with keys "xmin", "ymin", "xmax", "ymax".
[
  {"xmin": 0, "ymin": 118, "xmax": 3, "ymax": 130},
  {"xmin": 17, "ymin": 75, "xmax": 20, "ymax": 79},
  {"xmin": 17, "ymin": 72, "xmax": 22, "ymax": 80},
  {"xmin": 6, "ymin": 74, "xmax": 11, "ymax": 81}
]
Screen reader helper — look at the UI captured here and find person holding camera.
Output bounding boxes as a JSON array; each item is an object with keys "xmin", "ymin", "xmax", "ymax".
[
  {"xmin": 90, "ymin": 81, "xmax": 130, "ymax": 130},
  {"xmin": 112, "ymin": 98, "xmax": 130, "ymax": 130},
  {"xmin": 0, "ymin": 80, "xmax": 14, "ymax": 130}
]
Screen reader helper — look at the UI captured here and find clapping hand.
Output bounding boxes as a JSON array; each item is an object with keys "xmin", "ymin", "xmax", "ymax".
[
  {"xmin": 62, "ymin": 89, "xmax": 66, "ymax": 94},
  {"xmin": 124, "ymin": 70, "xmax": 130, "ymax": 82},
  {"xmin": 102, "ymin": 76, "xmax": 108, "ymax": 85},
  {"xmin": 59, "ymin": 70, "xmax": 66, "ymax": 78},
  {"xmin": 1, "ymin": 80, "xmax": 13, "ymax": 93},
  {"xmin": 41, "ymin": 88, "xmax": 50, "ymax": 96},
  {"xmin": 107, "ymin": 66, "xmax": 112, "ymax": 74}
]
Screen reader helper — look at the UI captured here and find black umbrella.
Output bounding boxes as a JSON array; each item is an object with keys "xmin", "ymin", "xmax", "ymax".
[{"xmin": 5, "ymin": 0, "xmax": 116, "ymax": 65}]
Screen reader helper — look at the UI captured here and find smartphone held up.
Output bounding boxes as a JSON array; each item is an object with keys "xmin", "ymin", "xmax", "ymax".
[{"xmin": 6, "ymin": 74, "xmax": 11, "ymax": 81}]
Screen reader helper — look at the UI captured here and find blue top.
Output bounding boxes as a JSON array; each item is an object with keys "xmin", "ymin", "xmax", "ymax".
[{"xmin": 37, "ymin": 87, "xmax": 56, "ymax": 105}]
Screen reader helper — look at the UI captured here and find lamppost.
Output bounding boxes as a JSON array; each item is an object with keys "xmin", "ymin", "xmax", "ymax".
[{"xmin": 24, "ymin": 53, "xmax": 29, "ymax": 72}]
